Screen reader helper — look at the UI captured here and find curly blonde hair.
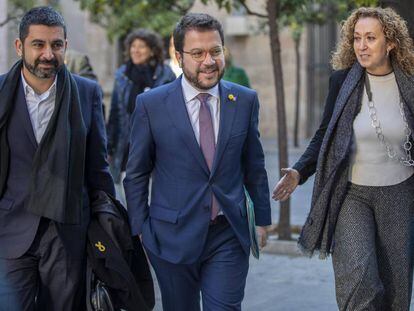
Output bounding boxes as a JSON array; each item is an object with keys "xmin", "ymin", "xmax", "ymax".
[{"xmin": 331, "ymin": 7, "xmax": 414, "ymax": 75}]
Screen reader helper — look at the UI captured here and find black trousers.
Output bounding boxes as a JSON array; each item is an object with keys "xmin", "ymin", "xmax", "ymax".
[
  {"xmin": 0, "ymin": 218, "xmax": 84, "ymax": 311},
  {"xmin": 332, "ymin": 175, "xmax": 414, "ymax": 311}
]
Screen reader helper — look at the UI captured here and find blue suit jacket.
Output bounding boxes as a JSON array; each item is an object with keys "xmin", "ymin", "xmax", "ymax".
[
  {"xmin": 124, "ymin": 77, "xmax": 271, "ymax": 264},
  {"xmin": 0, "ymin": 73, "xmax": 115, "ymax": 259}
]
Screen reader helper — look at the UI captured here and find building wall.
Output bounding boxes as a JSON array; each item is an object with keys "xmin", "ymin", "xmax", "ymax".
[
  {"xmin": 2, "ymin": 0, "xmax": 310, "ymax": 140},
  {"xmin": 191, "ymin": 0, "xmax": 308, "ymax": 140},
  {"xmin": 59, "ymin": 0, "xmax": 117, "ymax": 93},
  {"xmin": 3, "ymin": 0, "xmax": 117, "ymax": 110},
  {"xmin": 0, "ymin": 0, "xmax": 8, "ymax": 73}
]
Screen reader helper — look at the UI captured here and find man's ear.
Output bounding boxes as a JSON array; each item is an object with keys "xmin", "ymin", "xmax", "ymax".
[
  {"xmin": 15, "ymin": 38, "xmax": 23, "ymax": 57},
  {"xmin": 175, "ymin": 51, "xmax": 182, "ymax": 67}
]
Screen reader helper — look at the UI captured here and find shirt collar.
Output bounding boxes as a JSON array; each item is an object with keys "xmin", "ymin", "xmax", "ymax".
[
  {"xmin": 21, "ymin": 71, "xmax": 57, "ymax": 101},
  {"xmin": 181, "ymin": 74, "xmax": 220, "ymax": 103}
]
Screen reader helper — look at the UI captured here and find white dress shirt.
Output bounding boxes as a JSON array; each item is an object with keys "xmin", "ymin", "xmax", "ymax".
[
  {"xmin": 181, "ymin": 75, "xmax": 220, "ymax": 145},
  {"xmin": 21, "ymin": 72, "xmax": 57, "ymax": 143}
]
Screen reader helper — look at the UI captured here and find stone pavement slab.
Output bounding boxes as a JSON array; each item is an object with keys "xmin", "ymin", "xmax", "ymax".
[
  {"xmin": 243, "ymin": 254, "xmax": 337, "ymax": 311},
  {"xmin": 153, "ymin": 253, "xmax": 414, "ymax": 310},
  {"xmin": 151, "ymin": 138, "xmax": 414, "ymax": 310}
]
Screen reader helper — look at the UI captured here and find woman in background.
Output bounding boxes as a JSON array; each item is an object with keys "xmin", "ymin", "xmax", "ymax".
[{"xmin": 107, "ymin": 29, "xmax": 176, "ymax": 203}]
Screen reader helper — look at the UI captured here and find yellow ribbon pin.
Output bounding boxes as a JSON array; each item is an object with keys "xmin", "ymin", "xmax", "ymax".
[
  {"xmin": 95, "ymin": 241, "xmax": 106, "ymax": 252},
  {"xmin": 228, "ymin": 94, "xmax": 236, "ymax": 101}
]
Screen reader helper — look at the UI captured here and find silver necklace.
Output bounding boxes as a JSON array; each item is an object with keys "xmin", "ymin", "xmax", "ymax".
[{"xmin": 364, "ymin": 72, "xmax": 414, "ymax": 166}]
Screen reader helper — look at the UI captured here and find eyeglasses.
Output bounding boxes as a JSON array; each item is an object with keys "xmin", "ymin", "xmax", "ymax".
[{"xmin": 182, "ymin": 46, "xmax": 225, "ymax": 62}]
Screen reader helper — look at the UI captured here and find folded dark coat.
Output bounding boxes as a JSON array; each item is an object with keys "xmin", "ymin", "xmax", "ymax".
[{"xmin": 87, "ymin": 190, "xmax": 154, "ymax": 310}]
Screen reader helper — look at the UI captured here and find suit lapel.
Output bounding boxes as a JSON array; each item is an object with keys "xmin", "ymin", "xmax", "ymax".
[
  {"xmin": 15, "ymin": 81, "xmax": 38, "ymax": 149},
  {"xmin": 210, "ymin": 81, "xmax": 237, "ymax": 177},
  {"xmin": 164, "ymin": 78, "xmax": 210, "ymax": 175}
]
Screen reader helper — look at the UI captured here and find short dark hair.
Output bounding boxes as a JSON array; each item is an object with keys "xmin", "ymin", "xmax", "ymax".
[
  {"xmin": 124, "ymin": 28, "xmax": 165, "ymax": 66},
  {"xmin": 19, "ymin": 6, "xmax": 66, "ymax": 42},
  {"xmin": 173, "ymin": 13, "xmax": 224, "ymax": 52}
]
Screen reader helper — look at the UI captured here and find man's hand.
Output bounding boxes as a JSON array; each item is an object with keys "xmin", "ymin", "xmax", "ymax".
[
  {"xmin": 272, "ymin": 168, "xmax": 300, "ymax": 202},
  {"xmin": 256, "ymin": 226, "xmax": 268, "ymax": 249}
]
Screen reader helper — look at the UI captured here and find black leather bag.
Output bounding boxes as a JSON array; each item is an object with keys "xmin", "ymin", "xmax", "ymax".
[
  {"xmin": 91, "ymin": 279, "xmax": 115, "ymax": 311},
  {"xmin": 87, "ymin": 263, "xmax": 115, "ymax": 311}
]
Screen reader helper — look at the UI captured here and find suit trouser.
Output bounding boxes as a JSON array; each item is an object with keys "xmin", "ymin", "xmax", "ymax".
[
  {"xmin": 332, "ymin": 175, "xmax": 414, "ymax": 311},
  {"xmin": 0, "ymin": 218, "xmax": 84, "ymax": 311},
  {"xmin": 114, "ymin": 171, "xmax": 126, "ymax": 206},
  {"xmin": 146, "ymin": 216, "xmax": 249, "ymax": 311}
]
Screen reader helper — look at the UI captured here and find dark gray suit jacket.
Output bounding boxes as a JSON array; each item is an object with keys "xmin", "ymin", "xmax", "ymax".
[{"xmin": 0, "ymin": 73, "xmax": 115, "ymax": 259}]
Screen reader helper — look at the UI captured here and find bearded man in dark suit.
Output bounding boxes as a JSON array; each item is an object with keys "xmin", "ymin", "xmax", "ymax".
[{"xmin": 0, "ymin": 6, "xmax": 114, "ymax": 310}]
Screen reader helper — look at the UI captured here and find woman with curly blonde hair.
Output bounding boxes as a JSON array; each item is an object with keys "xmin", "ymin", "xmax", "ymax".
[{"xmin": 273, "ymin": 7, "xmax": 414, "ymax": 310}]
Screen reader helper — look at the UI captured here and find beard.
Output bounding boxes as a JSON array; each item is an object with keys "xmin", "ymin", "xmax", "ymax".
[
  {"xmin": 182, "ymin": 63, "xmax": 224, "ymax": 90},
  {"xmin": 22, "ymin": 52, "xmax": 62, "ymax": 79}
]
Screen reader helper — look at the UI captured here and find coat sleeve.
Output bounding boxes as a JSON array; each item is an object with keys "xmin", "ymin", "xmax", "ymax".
[
  {"xmin": 106, "ymin": 79, "xmax": 119, "ymax": 157},
  {"xmin": 162, "ymin": 65, "xmax": 177, "ymax": 85},
  {"xmin": 292, "ymin": 71, "xmax": 346, "ymax": 184},
  {"xmin": 242, "ymin": 93, "xmax": 271, "ymax": 226},
  {"xmin": 77, "ymin": 55, "xmax": 98, "ymax": 81},
  {"xmin": 123, "ymin": 95, "xmax": 155, "ymax": 236},
  {"xmin": 85, "ymin": 83, "xmax": 115, "ymax": 196}
]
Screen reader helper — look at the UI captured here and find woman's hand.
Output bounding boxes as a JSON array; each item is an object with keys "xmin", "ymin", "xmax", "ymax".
[{"xmin": 272, "ymin": 168, "xmax": 300, "ymax": 201}]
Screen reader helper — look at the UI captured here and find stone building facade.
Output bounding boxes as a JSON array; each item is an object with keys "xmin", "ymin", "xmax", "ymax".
[{"xmin": 0, "ymin": 0, "xmax": 317, "ymax": 140}]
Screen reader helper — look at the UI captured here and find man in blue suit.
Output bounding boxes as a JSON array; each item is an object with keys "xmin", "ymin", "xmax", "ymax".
[
  {"xmin": 0, "ymin": 7, "xmax": 114, "ymax": 310},
  {"xmin": 124, "ymin": 13, "xmax": 271, "ymax": 310}
]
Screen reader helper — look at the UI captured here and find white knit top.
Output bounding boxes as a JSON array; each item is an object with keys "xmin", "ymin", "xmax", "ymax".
[{"xmin": 349, "ymin": 72, "xmax": 414, "ymax": 186}]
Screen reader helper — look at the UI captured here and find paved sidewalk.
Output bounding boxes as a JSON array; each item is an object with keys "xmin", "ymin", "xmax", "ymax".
[
  {"xmin": 151, "ymin": 138, "xmax": 414, "ymax": 310},
  {"xmin": 152, "ymin": 254, "xmax": 336, "ymax": 311},
  {"xmin": 153, "ymin": 253, "xmax": 414, "ymax": 310},
  {"xmin": 262, "ymin": 138, "xmax": 314, "ymax": 227},
  {"xmin": 243, "ymin": 254, "xmax": 337, "ymax": 311}
]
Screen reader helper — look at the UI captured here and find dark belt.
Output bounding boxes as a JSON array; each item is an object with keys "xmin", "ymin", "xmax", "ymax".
[{"xmin": 209, "ymin": 215, "xmax": 227, "ymax": 226}]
